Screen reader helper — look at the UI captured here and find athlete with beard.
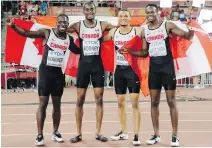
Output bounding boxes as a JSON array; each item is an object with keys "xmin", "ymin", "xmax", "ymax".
[
  {"xmin": 66, "ymin": 2, "xmax": 115, "ymax": 143},
  {"xmin": 7, "ymin": 14, "xmax": 81, "ymax": 146},
  {"xmin": 120, "ymin": 4, "xmax": 194, "ymax": 147},
  {"xmin": 103, "ymin": 9, "xmax": 142, "ymax": 146}
]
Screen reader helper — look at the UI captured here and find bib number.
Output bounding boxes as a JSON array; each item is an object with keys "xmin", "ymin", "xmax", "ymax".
[
  {"xmin": 116, "ymin": 52, "xmax": 129, "ymax": 66},
  {"xmin": 149, "ymin": 41, "xmax": 167, "ymax": 57},
  {"xmin": 83, "ymin": 40, "xmax": 100, "ymax": 56},
  {"xmin": 47, "ymin": 50, "xmax": 64, "ymax": 67}
]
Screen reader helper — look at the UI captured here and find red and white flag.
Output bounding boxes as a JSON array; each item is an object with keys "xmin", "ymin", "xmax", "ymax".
[
  {"xmin": 5, "ymin": 19, "xmax": 115, "ymax": 77},
  {"xmin": 5, "ymin": 18, "xmax": 212, "ymax": 97},
  {"xmin": 171, "ymin": 20, "xmax": 212, "ymax": 79}
]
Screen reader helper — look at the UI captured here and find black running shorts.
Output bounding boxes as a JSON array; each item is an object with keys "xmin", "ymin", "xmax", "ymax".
[
  {"xmin": 114, "ymin": 66, "xmax": 140, "ymax": 94},
  {"xmin": 38, "ymin": 64, "xmax": 64, "ymax": 97},
  {"xmin": 76, "ymin": 61, "xmax": 104, "ymax": 88},
  {"xmin": 148, "ymin": 61, "xmax": 176, "ymax": 90}
]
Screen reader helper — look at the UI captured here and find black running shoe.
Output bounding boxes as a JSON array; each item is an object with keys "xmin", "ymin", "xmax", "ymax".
[
  {"xmin": 70, "ymin": 135, "xmax": 82, "ymax": 143},
  {"xmin": 95, "ymin": 134, "xmax": 108, "ymax": 142}
]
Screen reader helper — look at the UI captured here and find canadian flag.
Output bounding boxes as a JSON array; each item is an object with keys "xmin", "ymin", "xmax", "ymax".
[
  {"xmin": 121, "ymin": 20, "xmax": 212, "ymax": 81},
  {"xmin": 5, "ymin": 17, "xmax": 212, "ymax": 97},
  {"xmin": 5, "ymin": 19, "xmax": 46, "ymax": 68},
  {"xmin": 5, "ymin": 19, "xmax": 115, "ymax": 77},
  {"xmin": 170, "ymin": 20, "xmax": 212, "ymax": 79}
]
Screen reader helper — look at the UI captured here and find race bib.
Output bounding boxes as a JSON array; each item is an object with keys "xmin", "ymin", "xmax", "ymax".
[
  {"xmin": 149, "ymin": 41, "xmax": 167, "ymax": 57},
  {"xmin": 83, "ymin": 40, "xmax": 100, "ymax": 56},
  {"xmin": 47, "ymin": 50, "xmax": 64, "ymax": 67},
  {"xmin": 116, "ymin": 52, "xmax": 129, "ymax": 66}
]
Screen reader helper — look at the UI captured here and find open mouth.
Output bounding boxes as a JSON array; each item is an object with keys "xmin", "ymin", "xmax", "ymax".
[
  {"xmin": 87, "ymin": 14, "xmax": 94, "ymax": 19},
  {"xmin": 147, "ymin": 16, "xmax": 155, "ymax": 21},
  {"xmin": 120, "ymin": 20, "xmax": 128, "ymax": 24},
  {"xmin": 60, "ymin": 27, "xmax": 66, "ymax": 31}
]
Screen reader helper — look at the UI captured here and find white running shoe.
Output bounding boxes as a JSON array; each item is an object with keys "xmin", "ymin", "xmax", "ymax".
[
  {"xmin": 146, "ymin": 135, "xmax": 161, "ymax": 145},
  {"xmin": 133, "ymin": 134, "xmax": 141, "ymax": 146},
  {"xmin": 110, "ymin": 131, "xmax": 128, "ymax": 141},
  {"xmin": 170, "ymin": 135, "xmax": 180, "ymax": 147},
  {"xmin": 52, "ymin": 132, "xmax": 64, "ymax": 142},
  {"xmin": 35, "ymin": 134, "xmax": 44, "ymax": 146}
]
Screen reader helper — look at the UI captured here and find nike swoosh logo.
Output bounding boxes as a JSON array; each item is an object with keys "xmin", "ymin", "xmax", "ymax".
[{"xmin": 120, "ymin": 136, "xmax": 124, "ymax": 139}]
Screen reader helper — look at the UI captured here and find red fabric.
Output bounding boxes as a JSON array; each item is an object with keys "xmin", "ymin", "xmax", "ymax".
[
  {"xmin": 169, "ymin": 35, "xmax": 192, "ymax": 70},
  {"xmin": 101, "ymin": 39, "xmax": 115, "ymax": 72},
  {"xmin": 5, "ymin": 19, "xmax": 33, "ymax": 64},
  {"xmin": 64, "ymin": 32, "xmax": 115, "ymax": 77},
  {"xmin": 122, "ymin": 35, "xmax": 150, "ymax": 97},
  {"xmin": 122, "ymin": 35, "xmax": 192, "ymax": 97}
]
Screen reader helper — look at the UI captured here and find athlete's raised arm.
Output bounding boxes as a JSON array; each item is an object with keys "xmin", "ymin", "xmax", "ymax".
[
  {"xmin": 6, "ymin": 16, "xmax": 47, "ymax": 38},
  {"xmin": 166, "ymin": 21, "xmax": 194, "ymax": 40}
]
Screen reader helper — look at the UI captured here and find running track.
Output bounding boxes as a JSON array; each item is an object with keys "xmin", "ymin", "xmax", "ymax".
[{"xmin": 1, "ymin": 87, "xmax": 212, "ymax": 147}]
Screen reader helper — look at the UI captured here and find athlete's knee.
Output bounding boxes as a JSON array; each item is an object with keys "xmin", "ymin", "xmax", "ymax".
[
  {"xmin": 151, "ymin": 99, "xmax": 160, "ymax": 108},
  {"xmin": 131, "ymin": 100, "xmax": 139, "ymax": 109},
  {"xmin": 167, "ymin": 97, "xmax": 176, "ymax": 108},
  {"xmin": 39, "ymin": 100, "xmax": 48, "ymax": 111},
  {"xmin": 76, "ymin": 96, "xmax": 85, "ymax": 108},
  {"xmin": 118, "ymin": 97, "xmax": 125, "ymax": 109},
  {"xmin": 52, "ymin": 97, "xmax": 62, "ymax": 109},
  {"xmin": 95, "ymin": 96, "xmax": 103, "ymax": 106},
  {"xmin": 53, "ymin": 105, "xmax": 61, "ymax": 113}
]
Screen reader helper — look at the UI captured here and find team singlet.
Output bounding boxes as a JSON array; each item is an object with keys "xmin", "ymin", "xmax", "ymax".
[
  {"xmin": 113, "ymin": 27, "xmax": 136, "ymax": 66},
  {"xmin": 144, "ymin": 21, "xmax": 168, "ymax": 57},
  {"xmin": 44, "ymin": 29, "xmax": 70, "ymax": 67},
  {"xmin": 79, "ymin": 20, "xmax": 102, "ymax": 56}
]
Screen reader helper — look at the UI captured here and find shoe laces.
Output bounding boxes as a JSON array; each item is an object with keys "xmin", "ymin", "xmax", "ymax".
[
  {"xmin": 114, "ymin": 131, "xmax": 123, "ymax": 136},
  {"xmin": 150, "ymin": 135, "xmax": 158, "ymax": 140},
  {"xmin": 172, "ymin": 135, "xmax": 179, "ymax": 142},
  {"xmin": 36, "ymin": 134, "xmax": 43, "ymax": 142},
  {"xmin": 54, "ymin": 132, "xmax": 62, "ymax": 138}
]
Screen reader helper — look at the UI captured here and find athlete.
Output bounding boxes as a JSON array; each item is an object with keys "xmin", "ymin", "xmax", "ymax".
[
  {"xmin": 103, "ymin": 9, "xmax": 142, "ymax": 146},
  {"xmin": 7, "ymin": 14, "xmax": 80, "ymax": 146},
  {"xmin": 119, "ymin": 4, "xmax": 194, "ymax": 147},
  {"xmin": 66, "ymin": 2, "xmax": 115, "ymax": 143}
]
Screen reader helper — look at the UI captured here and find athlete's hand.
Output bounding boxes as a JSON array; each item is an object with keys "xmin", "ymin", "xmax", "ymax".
[
  {"xmin": 118, "ymin": 48, "xmax": 129, "ymax": 54},
  {"xmin": 6, "ymin": 16, "xmax": 14, "ymax": 26}
]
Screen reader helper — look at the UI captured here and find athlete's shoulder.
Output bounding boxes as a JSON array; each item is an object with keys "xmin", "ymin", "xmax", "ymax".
[
  {"xmin": 40, "ymin": 28, "xmax": 51, "ymax": 37},
  {"xmin": 69, "ymin": 21, "xmax": 80, "ymax": 29},
  {"xmin": 134, "ymin": 26, "xmax": 144, "ymax": 35},
  {"xmin": 100, "ymin": 21, "xmax": 109, "ymax": 25},
  {"xmin": 101, "ymin": 21, "xmax": 116, "ymax": 31},
  {"xmin": 110, "ymin": 27, "xmax": 119, "ymax": 36}
]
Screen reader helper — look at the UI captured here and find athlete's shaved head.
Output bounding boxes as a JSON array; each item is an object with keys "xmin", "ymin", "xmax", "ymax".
[
  {"xmin": 83, "ymin": 2, "xmax": 96, "ymax": 10},
  {"xmin": 145, "ymin": 4, "xmax": 159, "ymax": 12}
]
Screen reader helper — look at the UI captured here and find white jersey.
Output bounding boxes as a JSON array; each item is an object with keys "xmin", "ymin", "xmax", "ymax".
[
  {"xmin": 144, "ymin": 21, "xmax": 168, "ymax": 57},
  {"xmin": 113, "ymin": 27, "xmax": 136, "ymax": 66},
  {"xmin": 79, "ymin": 20, "xmax": 102, "ymax": 56},
  {"xmin": 45, "ymin": 28, "xmax": 70, "ymax": 67}
]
